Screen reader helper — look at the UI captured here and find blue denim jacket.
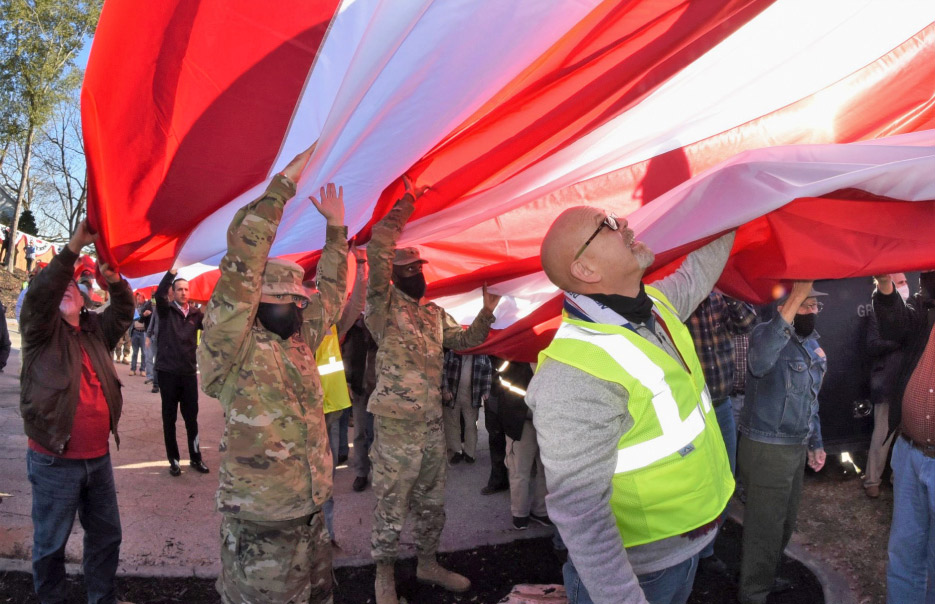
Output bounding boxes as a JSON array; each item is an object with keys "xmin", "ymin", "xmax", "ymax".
[{"xmin": 739, "ymin": 315, "xmax": 825, "ymax": 449}]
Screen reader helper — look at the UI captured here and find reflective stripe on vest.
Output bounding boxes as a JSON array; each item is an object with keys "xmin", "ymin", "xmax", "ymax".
[
  {"xmin": 318, "ymin": 356, "xmax": 345, "ymax": 376},
  {"xmin": 554, "ymin": 322, "xmax": 711, "ymax": 473}
]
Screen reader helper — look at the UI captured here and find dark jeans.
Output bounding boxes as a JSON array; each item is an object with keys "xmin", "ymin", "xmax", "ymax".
[
  {"xmin": 129, "ymin": 330, "xmax": 146, "ymax": 372},
  {"xmin": 737, "ymin": 436, "xmax": 806, "ymax": 604},
  {"xmin": 27, "ymin": 449, "xmax": 122, "ymax": 604},
  {"xmin": 484, "ymin": 403, "xmax": 509, "ymax": 489},
  {"xmin": 157, "ymin": 371, "xmax": 202, "ymax": 463}
]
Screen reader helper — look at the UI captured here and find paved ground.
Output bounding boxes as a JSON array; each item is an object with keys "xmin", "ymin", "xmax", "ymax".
[{"xmin": 0, "ymin": 320, "xmax": 552, "ymax": 578}]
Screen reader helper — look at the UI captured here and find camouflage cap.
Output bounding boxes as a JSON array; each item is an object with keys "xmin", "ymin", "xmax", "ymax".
[
  {"xmin": 393, "ymin": 247, "xmax": 428, "ymax": 266},
  {"xmin": 261, "ymin": 258, "xmax": 310, "ymax": 299}
]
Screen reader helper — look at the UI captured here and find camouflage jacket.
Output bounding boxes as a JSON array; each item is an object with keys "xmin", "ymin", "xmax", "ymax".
[
  {"xmin": 365, "ymin": 195, "xmax": 494, "ymax": 422},
  {"xmin": 198, "ymin": 175, "xmax": 348, "ymax": 521}
]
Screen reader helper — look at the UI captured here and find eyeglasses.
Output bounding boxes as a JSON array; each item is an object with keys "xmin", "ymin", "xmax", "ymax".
[
  {"xmin": 802, "ymin": 301, "xmax": 824, "ymax": 313},
  {"xmin": 270, "ymin": 294, "xmax": 309, "ymax": 309},
  {"xmin": 574, "ymin": 213, "xmax": 619, "ymax": 260}
]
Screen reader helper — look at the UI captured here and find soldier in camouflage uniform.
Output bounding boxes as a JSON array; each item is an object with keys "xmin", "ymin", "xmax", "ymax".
[
  {"xmin": 198, "ymin": 146, "xmax": 348, "ymax": 604},
  {"xmin": 366, "ymin": 177, "xmax": 501, "ymax": 604}
]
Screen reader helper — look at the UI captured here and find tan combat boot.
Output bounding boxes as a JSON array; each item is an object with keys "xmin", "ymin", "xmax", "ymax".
[
  {"xmin": 416, "ymin": 555, "xmax": 471, "ymax": 592},
  {"xmin": 375, "ymin": 561, "xmax": 398, "ymax": 604}
]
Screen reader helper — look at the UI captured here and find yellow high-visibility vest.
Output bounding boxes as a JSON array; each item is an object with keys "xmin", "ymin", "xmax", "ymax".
[
  {"xmin": 539, "ymin": 286, "xmax": 733, "ymax": 546},
  {"xmin": 317, "ymin": 325, "xmax": 351, "ymax": 414}
]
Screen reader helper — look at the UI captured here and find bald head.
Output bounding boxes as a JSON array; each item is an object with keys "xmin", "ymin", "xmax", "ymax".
[
  {"xmin": 541, "ymin": 207, "xmax": 601, "ymax": 291},
  {"xmin": 541, "ymin": 206, "xmax": 652, "ymax": 297}
]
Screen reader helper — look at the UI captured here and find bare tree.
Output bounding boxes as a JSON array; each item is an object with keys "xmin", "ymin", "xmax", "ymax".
[
  {"xmin": 32, "ymin": 92, "xmax": 86, "ymax": 242},
  {"xmin": 0, "ymin": 0, "xmax": 102, "ymax": 271}
]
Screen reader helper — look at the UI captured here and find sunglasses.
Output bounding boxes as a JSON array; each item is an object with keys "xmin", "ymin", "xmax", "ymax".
[
  {"xmin": 574, "ymin": 213, "xmax": 619, "ymax": 260},
  {"xmin": 269, "ymin": 294, "xmax": 309, "ymax": 309}
]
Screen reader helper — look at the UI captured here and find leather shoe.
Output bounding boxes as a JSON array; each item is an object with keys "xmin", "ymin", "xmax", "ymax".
[
  {"xmin": 151, "ymin": 386, "xmax": 159, "ymax": 393},
  {"xmin": 190, "ymin": 460, "xmax": 210, "ymax": 474},
  {"xmin": 481, "ymin": 483, "xmax": 508, "ymax": 496},
  {"xmin": 352, "ymin": 475, "xmax": 369, "ymax": 492},
  {"xmin": 168, "ymin": 460, "xmax": 181, "ymax": 477},
  {"xmin": 449, "ymin": 452, "xmax": 463, "ymax": 465},
  {"xmin": 771, "ymin": 577, "xmax": 795, "ymax": 594},
  {"xmin": 463, "ymin": 454, "xmax": 475, "ymax": 464}
]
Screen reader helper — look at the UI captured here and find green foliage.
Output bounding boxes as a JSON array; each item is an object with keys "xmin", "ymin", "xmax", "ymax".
[
  {"xmin": 17, "ymin": 207, "xmax": 37, "ymax": 235},
  {"xmin": 0, "ymin": 0, "xmax": 102, "ymax": 142}
]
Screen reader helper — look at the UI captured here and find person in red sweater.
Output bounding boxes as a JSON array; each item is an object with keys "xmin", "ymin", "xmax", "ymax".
[{"xmin": 20, "ymin": 219, "xmax": 135, "ymax": 604}]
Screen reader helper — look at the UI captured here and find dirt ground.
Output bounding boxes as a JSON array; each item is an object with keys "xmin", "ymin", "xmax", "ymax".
[
  {"xmin": 793, "ymin": 449, "xmax": 891, "ymax": 604},
  {"xmin": 0, "ymin": 524, "xmax": 822, "ymax": 604},
  {"xmin": 0, "ymin": 268, "xmax": 27, "ymax": 319},
  {"xmin": 0, "ymin": 450, "xmax": 890, "ymax": 604}
]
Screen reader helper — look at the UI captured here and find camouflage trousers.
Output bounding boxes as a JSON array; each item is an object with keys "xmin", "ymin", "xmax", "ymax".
[
  {"xmin": 370, "ymin": 416, "xmax": 447, "ymax": 562},
  {"xmin": 217, "ymin": 512, "xmax": 332, "ymax": 604}
]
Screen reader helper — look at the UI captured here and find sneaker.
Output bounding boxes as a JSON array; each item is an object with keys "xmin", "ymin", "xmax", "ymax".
[
  {"xmin": 512, "ymin": 516, "xmax": 529, "ymax": 530},
  {"xmin": 168, "ymin": 460, "xmax": 181, "ymax": 477},
  {"xmin": 463, "ymin": 454, "xmax": 476, "ymax": 464},
  {"xmin": 530, "ymin": 513, "xmax": 552, "ymax": 527},
  {"xmin": 352, "ymin": 476, "xmax": 369, "ymax": 492},
  {"xmin": 190, "ymin": 460, "xmax": 210, "ymax": 474},
  {"xmin": 865, "ymin": 485, "xmax": 881, "ymax": 498},
  {"xmin": 480, "ymin": 483, "xmax": 508, "ymax": 496},
  {"xmin": 449, "ymin": 452, "xmax": 464, "ymax": 465}
]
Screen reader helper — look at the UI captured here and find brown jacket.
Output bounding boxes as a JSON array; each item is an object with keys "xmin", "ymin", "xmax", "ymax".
[{"xmin": 20, "ymin": 247, "xmax": 134, "ymax": 454}]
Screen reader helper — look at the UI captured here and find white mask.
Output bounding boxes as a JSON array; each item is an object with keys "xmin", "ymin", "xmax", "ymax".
[{"xmin": 896, "ymin": 285, "xmax": 910, "ymax": 301}]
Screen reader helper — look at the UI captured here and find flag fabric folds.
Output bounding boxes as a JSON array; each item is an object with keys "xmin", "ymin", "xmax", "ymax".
[{"xmin": 85, "ymin": 0, "xmax": 935, "ymax": 360}]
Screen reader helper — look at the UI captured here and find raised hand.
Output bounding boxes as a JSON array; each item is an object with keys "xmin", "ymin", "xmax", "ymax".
[
  {"xmin": 482, "ymin": 283, "xmax": 501, "ymax": 314},
  {"xmin": 98, "ymin": 262, "xmax": 121, "ymax": 284},
  {"xmin": 309, "ymin": 183, "xmax": 345, "ymax": 227},
  {"xmin": 402, "ymin": 174, "xmax": 430, "ymax": 200},
  {"xmin": 280, "ymin": 142, "xmax": 318, "ymax": 182},
  {"xmin": 873, "ymin": 275, "xmax": 894, "ymax": 295},
  {"xmin": 68, "ymin": 218, "xmax": 98, "ymax": 254}
]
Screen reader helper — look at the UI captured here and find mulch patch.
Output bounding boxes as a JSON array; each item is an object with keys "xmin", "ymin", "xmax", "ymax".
[{"xmin": 0, "ymin": 520, "xmax": 822, "ymax": 603}]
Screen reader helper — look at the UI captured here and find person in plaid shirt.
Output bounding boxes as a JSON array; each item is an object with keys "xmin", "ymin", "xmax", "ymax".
[
  {"xmin": 686, "ymin": 291, "xmax": 756, "ymax": 577},
  {"xmin": 442, "ymin": 351, "xmax": 494, "ymax": 463}
]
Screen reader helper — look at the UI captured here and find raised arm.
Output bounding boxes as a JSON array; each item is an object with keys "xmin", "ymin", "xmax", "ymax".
[
  {"xmin": 302, "ymin": 183, "xmax": 349, "ymax": 350},
  {"xmin": 441, "ymin": 284, "xmax": 499, "ymax": 350},
  {"xmin": 748, "ymin": 281, "xmax": 812, "ymax": 377},
  {"xmin": 199, "ymin": 145, "xmax": 317, "ymax": 398},
  {"xmin": 98, "ymin": 262, "xmax": 134, "ymax": 349},
  {"xmin": 337, "ymin": 246, "xmax": 368, "ymax": 339},
  {"xmin": 365, "ymin": 176, "xmax": 427, "ymax": 342},
  {"xmin": 21, "ymin": 219, "xmax": 96, "ymax": 344},
  {"xmin": 653, "ymin": 231, "xmax": 735, "ymax": 321}
]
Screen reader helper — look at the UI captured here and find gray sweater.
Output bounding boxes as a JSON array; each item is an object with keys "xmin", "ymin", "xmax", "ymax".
[{"xmin": 526, "ymin": 232, "xmax": 734, "ymax": 604}]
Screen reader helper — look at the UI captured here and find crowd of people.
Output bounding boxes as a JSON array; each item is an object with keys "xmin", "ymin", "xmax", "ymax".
[{"xmin": 14, "ymin": 144, "xmax": 935, "ymax": 604}]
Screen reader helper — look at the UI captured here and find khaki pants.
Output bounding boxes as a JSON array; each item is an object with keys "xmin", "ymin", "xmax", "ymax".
[
  {"xmin": 218, "ymin": 512, "xmax": 332, "ymax": 604},
  {"xmin": 370, "ymin": 416, "xmax": 447, "ymax": 562},
  {"xmin": 865, "ymin": 402, "xmax": 895, "ymax": 488},
  {"xmin": 443, "ymin": 398, "xmax": 479, "ymax": 458},
  {"xmin": 506, "ymin": 419, "xmax": 547, "ymax": 518}
]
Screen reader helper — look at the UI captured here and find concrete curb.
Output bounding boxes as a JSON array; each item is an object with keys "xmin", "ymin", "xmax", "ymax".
[{"xmin": 728, "ymin": 508, "xmax": 857, "ymax": 604}]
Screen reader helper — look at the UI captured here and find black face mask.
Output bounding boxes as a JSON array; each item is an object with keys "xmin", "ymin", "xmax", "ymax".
[
  {"xmin": 590, "ymin": 283, "xmax": 654, "ymax": 324},
  {"xmin": 256, "ymin": 302, "xmax": 303, "ymax": 340},
  {"xmin": 394, "ymin": 272, "xmax": 426, "ymax": 300},
  {"xmin": 792, "ymin": 313, "xmax": 816, "ymax": 337}
]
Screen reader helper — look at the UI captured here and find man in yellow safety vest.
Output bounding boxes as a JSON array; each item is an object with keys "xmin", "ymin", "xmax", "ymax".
[{"xmin": 527, "ymin": 207, "xmax": 736, "ymax": 604}]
